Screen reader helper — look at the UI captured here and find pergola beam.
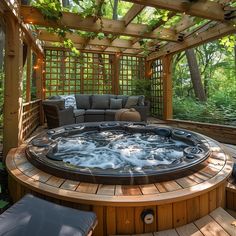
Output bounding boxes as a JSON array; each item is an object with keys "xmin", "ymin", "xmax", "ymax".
[
  {"xmin": 122, "ymin": 0, "xmax": 231, "ymax": 21},
  {"xmin": 147, "ymin": 22, "xmax": 236, "ymax": 60},
  {"xmin": 38, "ymin": 30, "xmax": 143, "ymax": 50},
  {"xmin": 20, "ymin": 6, "xmax": 179, "ymax": 42},
  {"xmin": 123, "ymin": 4, "xmax": 145, "ymax": 26}
]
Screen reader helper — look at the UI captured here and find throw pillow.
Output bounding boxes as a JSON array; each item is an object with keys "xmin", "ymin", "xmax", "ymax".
[
  {"xmin": 110, "ymin": 98, "xmax": 122, "ymax": 109},
  {"xmin": 125, "ymin": 96, "xmax": 139, "ymax": 108},
  {"xmin": 60, "ymin": 95, "xmax": 77, "ymax": 109}
]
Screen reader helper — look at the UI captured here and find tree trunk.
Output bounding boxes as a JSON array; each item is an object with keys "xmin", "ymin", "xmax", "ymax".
[
  {"xmin": 185, "ymin": 48, "xmax": 206, "ymax": 101},
  {"xmin": 61, "ymin": 0, "xmax": 69, "ymax": 7},
  {"xmin": 113, "ymin": 0, "xmax": 119, "ymax": 20}
]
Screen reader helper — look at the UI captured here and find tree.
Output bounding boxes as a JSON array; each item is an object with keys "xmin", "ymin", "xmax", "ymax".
[{"xmin": 185, "ymin": 48, "xmax": 206, "ymax": 101}]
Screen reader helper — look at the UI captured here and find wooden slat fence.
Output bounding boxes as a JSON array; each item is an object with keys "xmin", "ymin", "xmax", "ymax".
[{"xmin": 22, "ymin": 99, "xmax": 42, "ymax": 140}]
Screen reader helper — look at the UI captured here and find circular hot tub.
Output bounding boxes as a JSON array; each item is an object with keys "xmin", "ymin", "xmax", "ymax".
[{"xmin": 26, "ymin": 122, "xmax": 211, "ymax": 184}]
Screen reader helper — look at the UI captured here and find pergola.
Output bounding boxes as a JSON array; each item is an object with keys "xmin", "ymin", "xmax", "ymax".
[{"xmin": 0, "ymin": 0, "xmax": 235, "ymax": 158}]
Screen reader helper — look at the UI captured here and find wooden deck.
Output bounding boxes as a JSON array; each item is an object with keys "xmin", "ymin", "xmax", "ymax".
[
  {"xmin": 6, "ymin": 132, "xmax": 233, "ymax": 235},
  {"xmin": 113, "ymin": 207, "xmax": 236, "ymax": 236}
]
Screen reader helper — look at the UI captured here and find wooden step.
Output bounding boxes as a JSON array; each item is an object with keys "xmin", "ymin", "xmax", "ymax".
[{"xmin": 112, "ymin": 207, "xmax": 236, "ymax": 236}]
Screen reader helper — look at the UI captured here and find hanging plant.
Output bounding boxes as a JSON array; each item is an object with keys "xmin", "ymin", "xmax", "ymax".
[{"xmin": 32, "ymin": 0, "xmax": 62, "ymax": 21}]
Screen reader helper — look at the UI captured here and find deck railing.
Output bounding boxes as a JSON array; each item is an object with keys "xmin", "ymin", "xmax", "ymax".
[{"xmin": 22, "ymin": 99, "xmax": 42, "ymax": 140}]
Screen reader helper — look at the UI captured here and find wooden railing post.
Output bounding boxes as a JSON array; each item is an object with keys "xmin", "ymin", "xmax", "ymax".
[
  {"xmin": 162, "ymin": 54, "xmax": 173, "ymax": 120},
  {"xmin": 3, "ymin": 12, "xmax": 23, "ymax": 160}
]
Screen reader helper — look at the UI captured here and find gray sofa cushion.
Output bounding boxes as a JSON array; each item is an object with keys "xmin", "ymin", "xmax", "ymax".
[
  {"xmin": 125, "ymin": 96, "xmax": 139, "ymax": 108},
  {"xmin": 110, "ymin": 98, "xmax": 122, "ymax": 109},
  {"xmin": 105, "ymin": 109, "xmax": 119, "ymax": 115},
  {"xmin": 75, "ymin": 94, "xmax": 91, "ymax": 109},
  {"xmin": 85, "ymin": 109, "xmax": 105, "ymax": 115},
  {"xmin": 43, "ymin": 99, "xmax": 65, "ymax": 110},
  {"xmin": 60, "ymin": 95, "xmax": 77, "ymax": 109},
  {"xmin": 0, "ymin": 194, "xmax": 97, "ymax": 236},
  {"xmin": 116, "ymin": 95, "xmax": 129, "ymax": 107},
  {"xmin": 73, "ymin": 109, "xmax": 85, "ymax": 117},
  {"xmin": 91, "ymin": 95, "xmax": 110, "ymax": 109}
]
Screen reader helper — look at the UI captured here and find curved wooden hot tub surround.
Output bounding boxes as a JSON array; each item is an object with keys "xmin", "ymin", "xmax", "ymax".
[{"xmin": 6, "ymin": 139, "xmax": 233, "ymax": 236}]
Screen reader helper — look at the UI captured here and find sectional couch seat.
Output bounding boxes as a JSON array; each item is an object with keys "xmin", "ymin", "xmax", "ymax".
[{"xmin": 45, "ymin": 94, "xmax": 149, "ymax": 124}]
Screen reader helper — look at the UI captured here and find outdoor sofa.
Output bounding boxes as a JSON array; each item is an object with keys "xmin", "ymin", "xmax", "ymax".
[{"xmin": 43, "ymin": 94, "xmax": 149, "ymax": 128}]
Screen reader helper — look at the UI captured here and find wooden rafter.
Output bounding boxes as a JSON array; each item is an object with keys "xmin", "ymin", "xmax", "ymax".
[
  {"xmin": 123, "ymin": 4, "xmax": 145, "ymax": 26},
  {"xmin": 20, "ymin": 6, "xmax": 180, "ymax": 42},
  {"xmin": 147, "ymin": 22, "xmax": 236, "ymax": 60},
  {"xmin": 38, "ymin": 30, "xmax": 144, "ymax": 50},
  {"xmin": 122, "ymin": 0, "xmax": 232, "ymax": 21}
]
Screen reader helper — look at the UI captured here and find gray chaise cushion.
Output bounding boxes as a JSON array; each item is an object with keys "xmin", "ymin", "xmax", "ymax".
[
  {"xmin": 110, "ymin": 98, "xmax": 122, "ymax": 109},
  {"xmin": 91, "ymin": 95, "xmax": 110, "ymax": 109},
  {"xmin": 75, "ymin": 94, "xmax": 91, "ymax": 109},
  {"xmin": 125, "ymin": 96, "xmax": 139, "ymax": 108},
  {"xmin": 0, "ymin": 194, "xmax": 97, "ymax": 236}
]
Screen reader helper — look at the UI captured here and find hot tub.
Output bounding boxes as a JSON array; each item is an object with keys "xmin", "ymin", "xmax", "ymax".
[{"xmin": 26, "ymin": 122, "xmax": 211, "ymax": 184}]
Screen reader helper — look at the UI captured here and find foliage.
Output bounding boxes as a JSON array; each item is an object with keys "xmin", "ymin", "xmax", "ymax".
[
  {"xmin": 132, "ymin": 79, "xmax": 151, "ymax": 100},
  {"xmin": 32, "ymin": 0, "xmax": 62, "ymax": 21},
  {"xmin": 172, "ymin": 37, "xmax": 236, "ymax": 126}
]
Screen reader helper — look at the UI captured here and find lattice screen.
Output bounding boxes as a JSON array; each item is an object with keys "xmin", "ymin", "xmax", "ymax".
[
  {"xmin": 44, "ymin": 49, "xmax": 113, "ymax": 97},
  {"xmin": 150, "ymin": 59, "xmax": 163, "ymax": 118},
  {"xmin": 44, "ymin": 49, "xmax": 146, "ymax": 97},
  {"xmin": 119, "ymin": 55, "xmax": 145, "ymax": 95}
]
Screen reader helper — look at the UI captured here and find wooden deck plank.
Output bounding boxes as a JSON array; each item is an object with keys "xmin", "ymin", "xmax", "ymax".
[
  {"xmin": 155, "ymin": 183, "xmax": 167, "ymax": 193},
  {"xmin": 176, "ymin": 223, "xmax": 204, "ymax": 236},
  {"xmin": 76, "ymin": 183, "xmax": 98, "ymax": 194},
  {"xmin": 46, "ymin": 176, "xmax": 65, "ymax": 188},
  {"xmin": 140, "ymin": 184, "xmax": 159, "ymax": 195},
  {"xmin": 194, "ymin": 215, "xmax": 230, "ymax": 236},
  {"xmin": 115, "ymin": 185, "xmax": 142, "ymax": 196},
  {"xmin": 30, "ymin": 170, "xmax": 51, "ymax": 183},
  {"xmin": 60, "ymin": 179, "xmax": 79, "ymax": 191},
  {"xmin": 97, "ymin": 184, "xmax": 115, "ymax": 196},
  {"xmin": 153, "ymin": 229, "xmax": 178, "ymax": 236},
  {"xmin": 210, "ymin": 207, "xmax": 236, "ymax": 236},
  {"xmin": 176, "ymin": 177, "xmax": 198, "ymax": 188},
  {"xmin": 162, "ymin": 181, "xmax": 182, "ymax": 192}
]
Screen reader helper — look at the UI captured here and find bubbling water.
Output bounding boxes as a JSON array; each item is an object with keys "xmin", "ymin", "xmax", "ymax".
[{"xmin": 52, "ymin": 130, "xmax": 188, "ymax": 170}]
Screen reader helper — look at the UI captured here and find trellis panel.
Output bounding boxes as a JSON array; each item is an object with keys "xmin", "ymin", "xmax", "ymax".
[
  {"xmin": 150, "ymin": 59, "xmax": 163, "ymax": 118},
  {"xmin": 119, "ymin": 55, "xmax": 145, "ymax": 95},
  {"xmin": 44, "ymin": 49, "xmax": 146, "ymax": 97}
]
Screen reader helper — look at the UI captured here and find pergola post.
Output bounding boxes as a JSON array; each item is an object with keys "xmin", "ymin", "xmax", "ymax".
[
  {"xmin": 162, "ymin": 54, "xmax": 173, "ymax": 120},
  {"xmin": 26, "ymin": 43, "xmax": 31, "ymax": 102},
  {"xmin": 3, "ymin": 12, "xmax": 23, "ymax": 160},
  {"xmin": 35, "ymin": 55, "xmax": 44, "ymax": 125}
]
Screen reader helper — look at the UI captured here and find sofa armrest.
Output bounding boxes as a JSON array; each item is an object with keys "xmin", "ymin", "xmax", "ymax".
[
  {"xmin": 132, "ymin": 105, "xmax": 149, "ymax": 121},
  {"xmin": 58, "ymin": 107, "xmax": 75, "ymax": 126}
]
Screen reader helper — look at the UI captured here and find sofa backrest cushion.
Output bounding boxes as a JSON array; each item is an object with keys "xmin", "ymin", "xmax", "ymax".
[
  {"xmin": 59, "ymin": 95, "xmax": 77, "ymax": 109},
  {"xmin": 138, "ymin": 95, "xmax": 145, "ymax": 106},
  {"xmin": 116, "ymin": 95, "xmax": 129, "ymax": 107},
  {"xmin": 110, "ymin": 98, "xmax": 122, "ymax": 109},
  {"xmin": 91, "ymin": 95, "xmax": 110, "ymax": 109},
  {"xmin": 75, "ymin": 94, "xmax": 91, "ymax": 109},
  {"xmin": 125, "ymin": 96, "xmax": 140, "ymax": 108},
  {"xmin": 43, "ymin": 99, "xmax": 65, "ymax": 110}
]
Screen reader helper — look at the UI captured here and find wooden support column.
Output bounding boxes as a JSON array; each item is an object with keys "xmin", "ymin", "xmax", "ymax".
[
  {"xmin": 35, "ymin": 55, "xmax": 44, "ymax": 125},
  {"xmin": 162, "ymin": 54, "xmax": 173, "ymax": 120},
  {"xmin": 145, "ymin": 60, "xmax": 152, "ymax": 80},
  {"xmin": 26, "ymin": 44, "xmax": 31, "ymax": 102},
  {"xmin": 3, "ymin": 12, "xmax": 23, "ymax": 160},
  {"xmin": 112, "ymin": 54, "xmax": 120, "ymax": 95}
]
